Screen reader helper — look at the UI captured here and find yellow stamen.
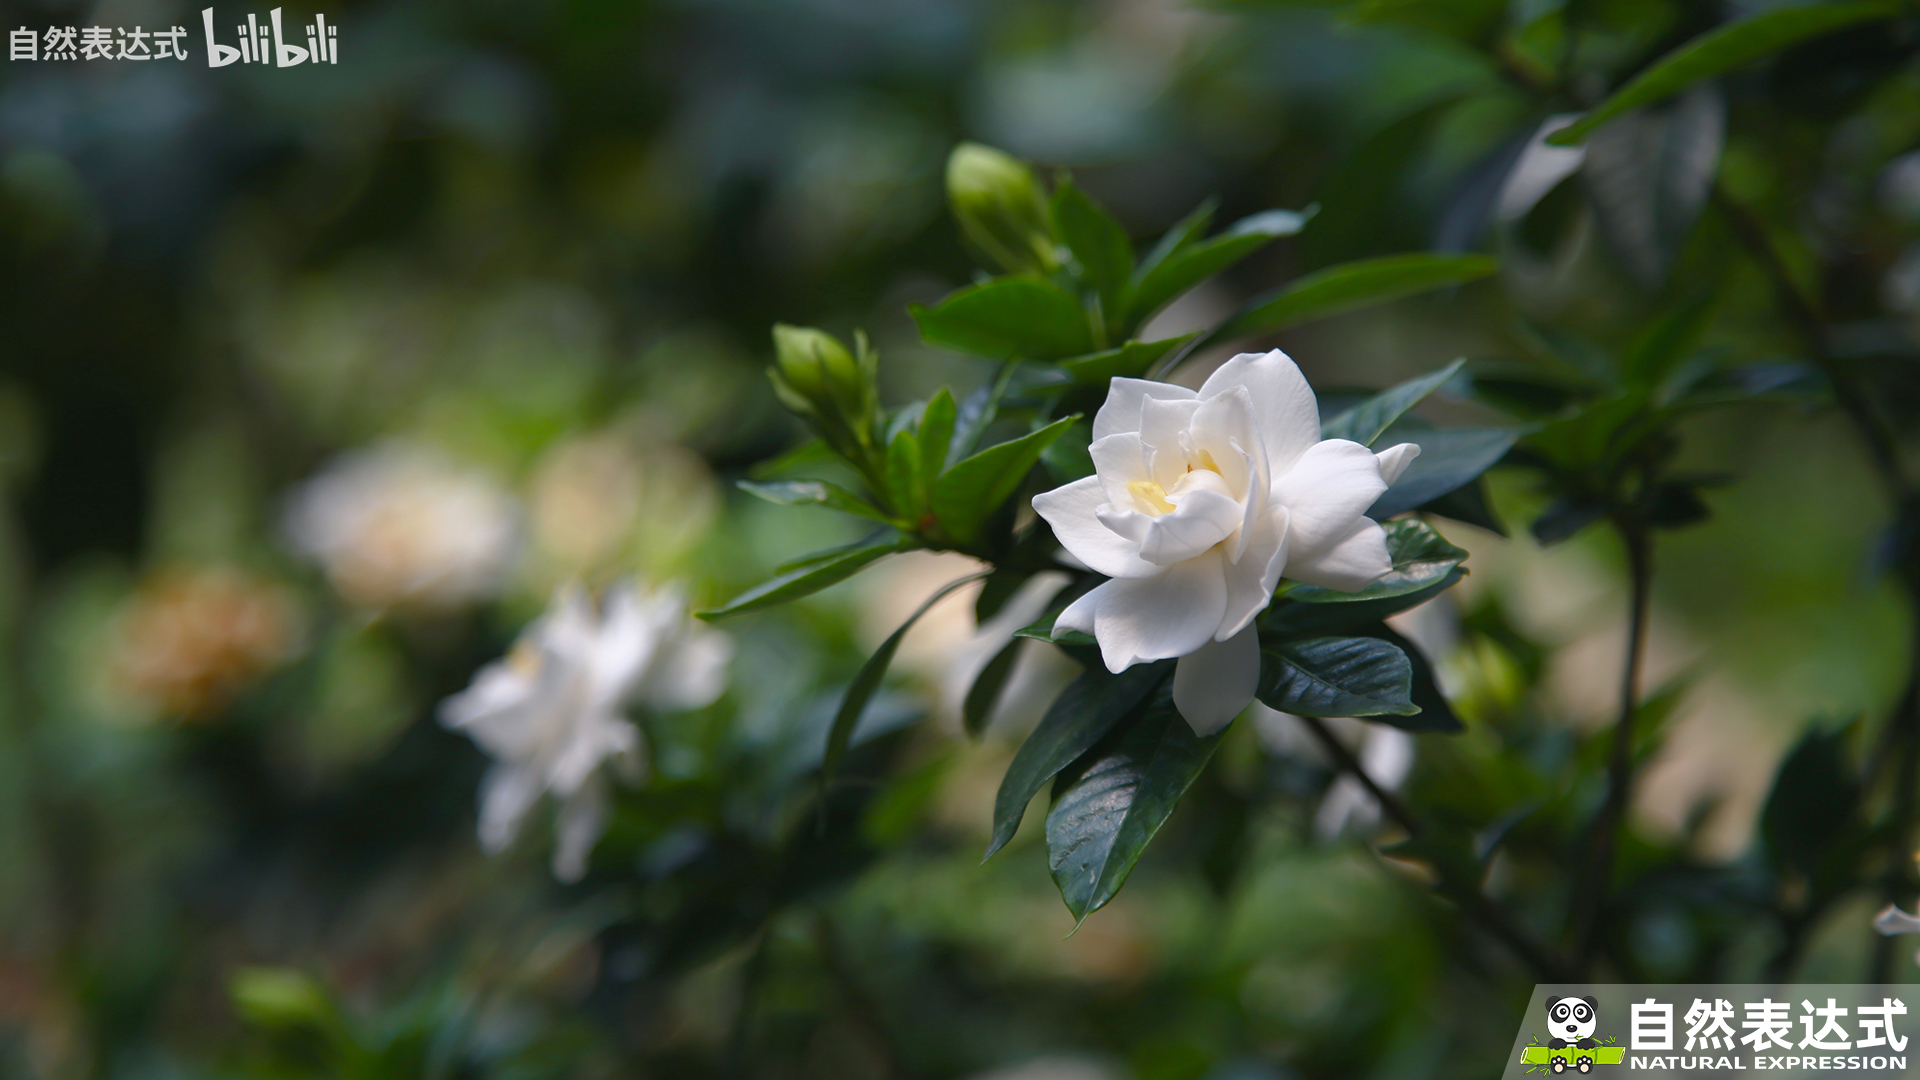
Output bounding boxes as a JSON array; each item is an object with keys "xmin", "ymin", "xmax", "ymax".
[{"xmin": 1128, "ymin": 479, "xmax": 1176, "ymax": 515}]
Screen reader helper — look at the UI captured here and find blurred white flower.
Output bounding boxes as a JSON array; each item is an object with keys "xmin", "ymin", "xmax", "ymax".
[
  {"xmin": 1875, "ymin": 904, "xmax": 1920, "ymax": 936},
  {"xmin": 439, "ymin": 579, "xmax": 731, "ymax": 881},
  {"xmin": 284, "ymin": 442, "xmax": 520, "ymax": 611},
  {"xmin": 1032, "ymin": 350, "xmax": 1417, "ymax": 736}
]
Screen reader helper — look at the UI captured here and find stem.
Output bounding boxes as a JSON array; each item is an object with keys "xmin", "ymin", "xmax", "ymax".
[
  {"xmin": 724, "ymin": 928, "xmax": 770, "ymax": 1080},
  {"xmin": 1574, "ymin": 521, "xmax": 1653, "ymax": 975},
  {"xmin": 1296, "ymin": 713, "xmax": 1572, "ymax": 982}
]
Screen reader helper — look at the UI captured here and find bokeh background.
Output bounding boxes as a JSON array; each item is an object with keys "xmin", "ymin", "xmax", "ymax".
[{"xmin": 0, "ymin": 0, "xmax": 1912, "ymax": 1077}]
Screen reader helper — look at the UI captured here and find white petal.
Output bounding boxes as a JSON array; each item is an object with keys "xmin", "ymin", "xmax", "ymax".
[
  {"xmin": 1172, "ymin": 627, "xmax": 1260, "ymax": 736},
  {"xmin": 1199, "ymin": 350, "xmax": 1321, "ymax": 474},
  {"xmin": 1286, "ymin": 517, "xmax": 1393, "ymax": 591},
  {"xmin": 1877, "ymin": 905, "xmax": 1920, "ymax": 936},
  {"xmin": 1052, "ymin": 582, "xmax": 1104, "ymax": 637},
  {"xmin": 1088, "ymin": 432, "xmax": 1152, "ymax": 509},
  {"xmin": 644, "ymin": 627, "xmax": 734, "ymax": 711},
  {"xmin": 1102, "ymin": 481, "xmax": 1241, "ymax": 566},
  {"xmin": 1092, "ymin": 377, "xmax": 1198, "ymax": 442},
  {"xmin": 1033, "ymin": 476, "xmax": 1159, "ymax": 579},
  {"xmin": 1091, "ymin": 551, "xmax": 1228, "ymax": 670},
  {"xmin": 1187, "ymin": 386, "xmax": 1257, "ymax": 497},
  {"xmin": 477, "ymin": 763, "xmax": 545, "ymax": 853},
  {"xmin": 591, "ymin": 581, "xmax": 670, "ymax": 707},
  {"xmin": 1375, "ymin": 442, "xmax": 1420, "ymax": 486},
  {"xmin": 1219, "ymin": 505, "xmax": 1290, "ymax": 638},
  {"xmin": 551, "ymin": 778, "xmax": 608, "ymax": 883},
  {"xmin": 1138, "ymin": 396, "xmax": 1204, "ymax": 487},
  {"xmin": 548, "ymin": 712, "xmax": 640, "ymax": 796},
  {"xmin": 1273, "ymin": 439, "xmax": 1390, "ymax": 562}
]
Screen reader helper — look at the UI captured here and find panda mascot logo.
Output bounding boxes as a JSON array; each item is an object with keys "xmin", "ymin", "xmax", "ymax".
[{"xmin": 1546, "ymin": 996, "xmax": 1600, "ymax": 1073}]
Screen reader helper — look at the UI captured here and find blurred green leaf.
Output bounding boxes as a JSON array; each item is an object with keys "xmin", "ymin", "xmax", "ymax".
[
  {"xmin": 1040, "ymin": 419, "xmax": 1096, "ymax": 485},
  {"xmin": 1760, "ymin": 722, "xmax": 1861, "ymax": 886},
  {"xmin": 885, "ymin": 427, "xmax": 922, "ymax": 518},
  {"xmin": 1132, "ymin": 198, "xmax": 1217, "ymax": 284},
  {"xmin": 1413, "ymin": 474, "xmax": 1508, "ymax": 536},
  {"xmin": 987, "ymin": 660, "xmax": 1171, "ymax": 859},
  {"xmin": 700, "ymin": 535, "xmax": 913, "ymax": 619},
  {"xmin": 1255, "ymin": 636, "xmax": 1419, "ymax": 717},
  {"xmin": 1320, "ymin": 359, "xmax": 1465, "ymax": 446},
  {"xmin": 932, "ymin": 416, "xmax": 1078, "ymax": 546},
  {"xmin": 824, "ymin": 570, "xmax": 990, "ymax": 788},
  {"xmin": 1580, "ymin": 87, "xmax": 1725, "ymax": 287},
  {"xmin": 912, "ymin": 276, "xmax": 1096, "ymax": 360},
  {"xmin": 1210, "ymin": 253, "xmax": 1497, "ymax": 343},
  {"xmin": 963, "ymin": 638, "xmax": 1023, "ymax": 739},
  {"xmin": 1623, "ymin": 290, "xmax": 1718, "ymax": 388},
  {"xmin": 1058, "ymin": 336, "xmax": 1196, "ymax": 384},
  {"xmin": 1288, "ymin": 519, "xmax": 1467, "ymax": 604},
  {"xmin": 1127, "ymin": 208, "xmax": 1312, "ymax": 332},
  {"xmin": 231, "ymin": 967, "xmax": 337, "ymax": 1031},
  {"xmin": 950, "ymin": 363, "xmax": 1015, "ymax": 459},
  {"xmin": 1367, "ymin": 427, "xmax": 1519, "ymax": 520},
  {"xmin": 918, "ymin": 388, "xmax": 957, "ymax": 488},
  {"xmin": 737, "ymin": 479, "xmax": 891, "ymax": 523},
  {"xmin": 1361, "ymin": 623, "xmax": 1464, "ymax": 733},
  {"xmin": 1052, "ymin": 179, "xmax": 1134, "ymax": 338},
  {"xmin": 1546, "ymin": 0, "xmax": 1898, "ymax": 147},
  {"xmin": 1045, "ymin": 683, "xmax": 1220, "ymax": 922}
]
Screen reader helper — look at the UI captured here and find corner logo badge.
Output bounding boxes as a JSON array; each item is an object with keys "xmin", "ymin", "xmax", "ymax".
[{"xmin": 1523, "ymin": 996, "xmax": 1624, "ymax": 1074}]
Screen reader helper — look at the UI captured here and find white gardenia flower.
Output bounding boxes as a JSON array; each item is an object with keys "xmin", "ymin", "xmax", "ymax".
[
  {"xmin": 440, "ymin": 579, "xmax": 732, "ymax": 882},
  {"xmin": 285, "ymin": 442, "xmax": 520, "ymax": 611},
  {"xmin": 1031, "ymin": 350, "xmax": 1419, "ymax": 736}
]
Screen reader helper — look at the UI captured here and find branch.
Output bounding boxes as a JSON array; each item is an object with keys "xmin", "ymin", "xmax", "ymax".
[
  {"xmin": 1296, "ymin": 713, "xmax": 1573, "ymax": 982},
  {"xmin": 1573, "ymin": 522, "xmax": 1654, "ymax": 974}
]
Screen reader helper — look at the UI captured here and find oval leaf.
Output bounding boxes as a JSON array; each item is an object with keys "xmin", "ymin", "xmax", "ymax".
[
  {"xmin": 1366, "ymin": 427, "xmax": 1518, "ymax": 521},
  {"xmin": 1044, "ymin": 684, "xmax": 1222, "ymax": 922},
  {"xmin": 912, "ymin": 276, "xmax": 1096, "ymax": 360},
  {"xmin": 932, "ymin": 415, "xmax": 1078, "ymax": 546},
  {"xmin": 1319, "ymin": 359, "xmax": 1465, "ymax": 446},
  {"xmin": 1126, "ymin": 208, "xmax": 1311, "ymax": 333},
  {"xmin": 1255, "ymin": 636, "xmax": 1419, "ymax": 718},
  {"xmin": 985, "ymin": 659, "xmax": 1171, "ymax": 859}
]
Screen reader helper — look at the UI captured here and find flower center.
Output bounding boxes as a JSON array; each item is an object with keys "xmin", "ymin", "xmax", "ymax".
[{"xmin": 1127, "ymin": 479, "xmax": 1176, "ymax": 516}]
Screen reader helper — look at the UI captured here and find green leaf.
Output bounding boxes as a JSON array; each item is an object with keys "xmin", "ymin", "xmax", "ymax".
[
  {"xmin": 1546, "ymin": 0, "xmax": 1897, "ymax": 147},
  {"xmin": 963, "ymin": 638, "xmax": 1024, "ymax": 739},
  {"xmin": 950, "ymin": 363, "xmax": 1015, "ymax": 459},
  {"xmin": 986, "ymin": 661, "xmax": 1170, "ymax": 858},
  {"xmin": 1354, "ymin": 623, "xmax": 1464, "ymax": 733},
  {"xmin": 1580, "ymin": 86, "xmax": 1725, "ymax": 287},
  {"xmin": 823, "ymin": 571, "xmax": 990, "ymax": 787},
  {"xmin": 1416, "ymin": 475, "xmax": 1507, "ymax": 536},
  {"xmin": 1622, "ymin": 290, "xmax": 1718, "ymax": 389},
  {"xmin": 1045, "ymin": 683, "xmax": 1221, "ymax": 922},
  {"xmin": 1210, "ymin": 253, "xmax": 1497, "ymax": 343},
  {"xmin": 885, "ymin": 426, "xmax": 922, "ymax": 518},
  {"xmin": 1133, "ymin": 198, "xmax": 1216, "ymax": 284},
  {"xmin": 974, "ymin": 568, "xmax": 1032, "ymax": 624},
  {"xmin": 1760, "ymin": 722, "xmax": 1861, "ymax": 885},
  {"xmin": 1288, "ymin": 519, "xmax": 1467, "ymax": 604},
  {"xmin": 1263, "ymin": 569, "xmax": 1463, "ymax": 636},
  {"xmin": 1057, "ymin": 336, "xmax": 1196, "ymax": 384},
  {"xmin": 1013, "ymin": 576, "xmax": 1099, "ymax": 646},
  {"xmin": 1319, "ymin": 359, "xmax": 1465, "ymax": 446},
  {"xmin": 1052, "ymin": 179, "xmax": 1134, "ymax": 336},
  {"xmin": 1040, "ymin": 419, "xmax": 1095, "ymax": 485},
  {"xmin": 736, "ymin": 479, "xmax": 892, "ymax": 523},
  {"xmin": 1255, "ymin": 636, "xmax": 1419, "ymax": 717},
  {"xmin": 1366, "ymin": 427, "xmax": 1518, "ymax": 521},
  {"xmin": 912, "ymin": 276, "xmax": 1096, "ymax": 360},
  {"xmin": 1127, "ymin": 208, "xmax": 1311, "ymax": 333},
  {"xmin": 917, "ymin": 389, "xmax": 957, "ymax": 500},
  {"xmin": 932, "ymin": 415, "xmax": 1078, "ymax": 546},
  {"xmin": 699, "ymin": 536, "xmax": 912, "ymax": 619},
  {"xmin": 747, "ymin": 437, "xmax": 836, "ymax": 480}
]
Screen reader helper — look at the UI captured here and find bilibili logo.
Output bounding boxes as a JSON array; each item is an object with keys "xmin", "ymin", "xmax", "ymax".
[{"xmin": 1523, "ymin": 997, "xmax": 1625, "ymax": 1074}]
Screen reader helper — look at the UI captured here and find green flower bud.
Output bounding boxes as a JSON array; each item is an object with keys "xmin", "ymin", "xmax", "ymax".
[
  {"xmin": 769, "ymin": 324, "xmax": 878, "ymax": 461},
  {"xmin": 946, "ymin": 142, "xmax": 1057, "ymax": 274}
]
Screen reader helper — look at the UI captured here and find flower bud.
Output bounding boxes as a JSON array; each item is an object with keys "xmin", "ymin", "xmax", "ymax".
[
  {"xmin": 947, "ymin": 142, "xmax": 1057, "ymax": 274},
  {"xmin": 768, "ymin": 324, "xmax": 877, "ymax": 459}
]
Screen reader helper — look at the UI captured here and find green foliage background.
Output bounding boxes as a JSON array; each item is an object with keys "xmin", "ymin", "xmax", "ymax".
[{"xmin": 1, "ymin": 0, "xmax": 1918, "ymax": 1078}]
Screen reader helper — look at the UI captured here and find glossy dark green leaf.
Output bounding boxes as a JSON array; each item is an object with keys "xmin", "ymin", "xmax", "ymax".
[
  {"xmin": 1546, "ymin": 0, "xmax": 1898, "ymax": 147},
  {"xmin": 950, "ymin": 363, "xmax": 1015, "ymax": 460},
  {"xmin": 1209, "ymin": 253, "xmax": 1497, "ymax": 343},
  {"xmin": 1355, "ymin": 623, "xmax": 1464, "ymax": 733},
  {"xmin": 1417, "ymin": 475, "xmax": 1507, "ymax": 536},
  {"xmin": 963, "ymin": 638, "xmax": 1024, "ymax": 739},
  {"xmin": 1132, "ymin": 198, "xmax": 1217, "ymax": 284},
  {"xmin": 1058, "ymin": 336, "xmax": 1196, "ymax": 384},
  {"xmin": 912, "ymin": 276, "xmax": 1095, "ymax": 360},
  {"xmin": 736, "ymin": 479, "xmax": 892, "ymax": 523},
  {"xmin": 1255, "ymin": 636, "xmax": 1419, "ymax": 718},
  {"xmin": 1319, "ymin": 359, "xmax": 1465, "ymax": 446},
  {"xmin": 1052, "ymin": 179, "xmax": 1133, "ymax": 333},
  {"xmin": 1044, "ymin": 682, "xmax": 1219, "ymax": 921},
  {"xmin": 1262, "ymin": 569, "xmax": 1463, "ymax": 636},
  {"xmin": 823, "ymin": 571, "xmax": 990, "ymax": 786},
  {"xmin": 1288, "ymin": 519, "xmax": 1467, "ymax": 604},
  {"xmin": 974, "ymin": 569, "xmax": 1031, "ymax": 624},
  {"xmin": 986, "ymin": 660, "xmax": 1170, "ymax": 859},
  {"xmin": 1127, "ymin": 208, "xmax": 1311, "ymax": 332},
  {"xmin": 1531, "ymin": 498, "xmax": 1609, "ymax": 544},
  {"xmin": 1367, "ymin": 427, "xmax": 1518, "ymax": 520},
  {"xmin": 1040, "ymin": 419, "xmax": 1095, "ymax": 485},
  {"xmin": 699, "ymin": 536, "xmax": 912, "ymax": 619},
  {"xmin": 932, "ymin": 416, "xmax": 1078, "ymax": 546}
]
